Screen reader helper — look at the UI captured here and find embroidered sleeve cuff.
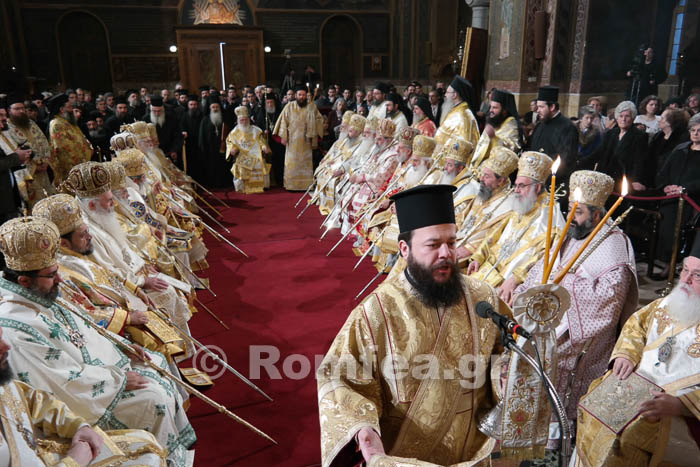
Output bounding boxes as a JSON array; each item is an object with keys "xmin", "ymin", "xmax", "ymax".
[
  {"xmin": 680, "ymin": 392, "xmax": 700, "ymax": 420},
  {"xmin": 108, "ymin": 307, "xmax": 129, "ymax": 335},
  {"xmin": 60, "ymin": 456, "xmax": 81, "ymax": 467},
  {"xmin": 124, "ymin": 280, "xmax": 139, "ymax": 294}
]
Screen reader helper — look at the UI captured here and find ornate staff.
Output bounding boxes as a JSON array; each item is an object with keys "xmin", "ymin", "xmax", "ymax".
[
  {"xmin": 146, "ymin": 306, "xmax": 273, "ymax": 402},
  {"xmin": 326, "ymin": 164, "xmax": 411, "ymax": 256},
  {"xmin": 56, "ymin": 288, "xmax": 276, "ymax": 445},
  {"xmin": 455, "ymin": 187, "xmax": 513, "ymax": 249},
  {"xmin": 295, "ymin": 182, "xmax": 316, "ymax": 208},
  {"xmin": 353, "ymin": 224, "xmax": 389, "ymax": 271},
  {"xmin": 569, "ymin": 206, "xmax": 633, "ymax": 274}
]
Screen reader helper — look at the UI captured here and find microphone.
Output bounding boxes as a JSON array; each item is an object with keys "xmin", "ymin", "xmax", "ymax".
[{"xmin": 475, "ymin": 301, "xmax": 531, "ymax": 339}]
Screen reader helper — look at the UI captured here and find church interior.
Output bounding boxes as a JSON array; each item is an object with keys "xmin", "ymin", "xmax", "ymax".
[{"xmin": 0, "ymin": 0, "xmax": 699, "ymax": 466}]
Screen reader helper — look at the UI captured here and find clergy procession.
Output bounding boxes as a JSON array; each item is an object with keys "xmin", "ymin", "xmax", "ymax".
[{"xmin": 3, "ymin": 2, "xmax": 700, "ymax": 465}]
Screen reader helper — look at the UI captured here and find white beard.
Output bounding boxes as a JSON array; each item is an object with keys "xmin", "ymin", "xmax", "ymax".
[
  {"xmin": 210, "ymin": 111, "xmax": 223, "ymax": 127},
  {"xmin": 356, "ymin": 137, "xmax": 374, "ymax": 156},
  {"xmin": 665, "ymin": 283, "xmax": 700, "ymax": 327},
  {"xmin": 513, "ymin": 190, "xmax": 538, "ymax": 216},
  {"xmin": 80, "ymin": 199, "xmax": 130, "ymax": 247},
  {"xmin": 237, "ymin": 121, "xmax": 251, "ymax": 131},
  {"xmin": 440, "ymin": 97, "xmax": 456, "ymax": 125},
  {"xmin": 150, "ymin": 112, "xmax": 165, "ymax": 127},
  {"xmin": 114, "ymin": 189, "xmax": 133, "ymax": 214},
  {"xmin": 405, "ymin": 164, "xmax": 428, "ymax": 187},
  {"xmin": 439, "ymin": 171, "xmax": 457, "ymax": 185}
]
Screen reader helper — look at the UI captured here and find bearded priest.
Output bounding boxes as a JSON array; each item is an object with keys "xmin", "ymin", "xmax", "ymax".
[
  {"xmin": 226, "ymin": 106, "xmax": 272, "ymax": 194},
  {"xmin": 317, "ymin": 184, "xmax": 510, "ymax": 466},
  {"xmin": 0, "ymin": 217, "xmax": 195, "ymax": 466},
  {"xmin": 573, "ymin": 236, "xmax": 700, "ymax": 466}
]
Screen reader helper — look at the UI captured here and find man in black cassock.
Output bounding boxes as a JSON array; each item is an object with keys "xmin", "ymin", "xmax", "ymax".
[
  {"xmin": 144, "ymin": 96, "xmax": 183, "ymax": 168},
  {"xmin": 262, "ymin": 93, "xmax": 285, "ymax": 186},
  {"xmin": 180, "ymin": 94, "xmax": 204, "ymax": 183},
  {"xmin": 198, "ymin": 97, "xmax": 233, "ymax": 188},
  {"xmin": 104, "ymin": 96, "xmax": 135, "ymax": 137},
  {"xmin": 529, "ymin": 86, "xmax": 578, "ymax": 179}
]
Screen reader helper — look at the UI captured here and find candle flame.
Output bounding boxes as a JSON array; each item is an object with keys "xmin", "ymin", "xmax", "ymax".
[
  {"xmin": 574, "ymin": 187, "xmax": 582, "ymax": 202},
  {"xmin": 316, "ymin": 84, "xmax": 320, "ymax": 88},
  {"xmin": 621, "ymin": 176, "xmax": 629, "ymax": 196},
  {"xmin": 306, "ymin": 82, "xmax": 309, "ymax": 87},
  {"xmin": 552, "ymin": 156, "xmax": 561, "ymax": 174}
]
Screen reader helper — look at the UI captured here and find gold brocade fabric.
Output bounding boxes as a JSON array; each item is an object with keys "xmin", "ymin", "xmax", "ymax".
[
  {"xmin": 470, "ymin": 192, "xmax": 563, "ymax": 286},
  {"xmin": 225, "ymin": 126, "xmax": 271, "ymax": 194},
  {"xmin": 317, "ymin": 273, "xmax": 508, "ymax": 467},
  {"xmin": 469, "ymin": 117, "xmax": 521, "ymax": 169},
  {"xmin": 273, "ymin": 101, "xmax": 323, "ymax": 190},
  {"xmin": 575, "ymin": 299, "xmax": 700, "ymax": 466},
  {"xmin": 48, "ymin": 117, "xmax": 93, "ymax": 184},
  {"xmin": 433, "ymin": 102, "xmax": 480, "ymax": 158}
]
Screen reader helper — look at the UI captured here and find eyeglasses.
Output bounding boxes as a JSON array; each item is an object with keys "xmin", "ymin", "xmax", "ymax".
[
  {"xmin": 513, "ymin": 182, "xmax": 537, "ymax": 191},
  {"xmin": 36, "ymin": 268, "xmax": 59, "ymax": 279},
  {"xmin": 682, "ymin": 266, "xmax": 700, "ymax": 282}
]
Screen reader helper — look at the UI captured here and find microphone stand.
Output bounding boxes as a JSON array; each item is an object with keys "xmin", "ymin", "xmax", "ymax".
[{"xmin": 499, "ymin": 329, "xmax": 571, "ymax": 467}]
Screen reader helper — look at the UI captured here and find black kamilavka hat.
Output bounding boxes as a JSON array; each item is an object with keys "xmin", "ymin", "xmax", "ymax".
[{"xmin": 390, "ymin": 184, "xmax": 457, "ymax": 234}]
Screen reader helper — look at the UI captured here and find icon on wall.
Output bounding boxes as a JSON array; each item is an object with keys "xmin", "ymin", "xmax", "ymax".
[
  {"xmin": 191, "ymin": 0, "xmax": 245, "ymax": 25},
  {"xmin": 371, "ymin": 56, "xmax": 382, "ymax": 72}
]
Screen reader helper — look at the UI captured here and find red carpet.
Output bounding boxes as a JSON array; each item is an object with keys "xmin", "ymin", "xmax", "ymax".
[{"xmin": 183, "ymin": 187, "xmax": 377, "ymax": 466}]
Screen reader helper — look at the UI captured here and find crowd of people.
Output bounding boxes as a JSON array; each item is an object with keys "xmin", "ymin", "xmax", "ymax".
[
  {"xmin": 0, "ymin": 86, "xmax": 245, "ymax": 464},
  {"xmin": 0, "ymin": 70, "xmax": 699, "ymax": 466},
  {"xmin": 307, "ymin": 76, "xmax": 700, "ymax": 466}
]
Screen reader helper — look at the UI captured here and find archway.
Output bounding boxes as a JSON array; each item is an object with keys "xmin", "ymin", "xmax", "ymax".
[
  {"xmin": 57, "ymin": 11, "xmax": 112, "ymax": 91},
  {"xmin": 321, "ymin": 15, "xmax": 361, "ymax": 88}
]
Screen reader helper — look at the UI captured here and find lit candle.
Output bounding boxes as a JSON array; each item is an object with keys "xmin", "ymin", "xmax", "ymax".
[
  {"xmin": 542, "ymin": 156, "xmax": 561, "ymax": 283},
  {"xmin": 544, "ymin": 187, "xmax": 581, "ymax": 283},
  {"xmin": 306, "ymin": 82, "xmax": 310, "ymax": 93},
  {"xmin": 554, "ymin": 176, "xmax": 628, "ymax": 284}
]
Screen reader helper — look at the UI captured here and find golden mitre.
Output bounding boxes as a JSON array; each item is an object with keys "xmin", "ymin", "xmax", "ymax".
[
  {"xmin": 442, "ymin": 137, "xmax": 474, "ymax": 165},
  {"xmin": 0, "ymin": 217, "xmax": 60, "ymax": 272},
  {"xmin": 105, "ymin": 160, "xmax": 127, "ymax": 190},
  {"xmin": 396, "ymin": 127, "xmax": 419, "ymax": 147},
  {"xmin": 123, "ymin": 121, "xmax": 150, "ymax": 141},
  {"xmin": 378, "ymin": 118, "xmax": 396, "ymax": 138},
  {"xmin": 518, "ymin": 151, "xmax": 553, "ymax": 183},
  {"xmin": 116, "ymin": 148, "xmax": 147, "ymax": 177},
  {"xmin": 110, "ymin": 132, "xmax": 137, "ymax": 154},
  {"xmin": 569, "ymin": 170, "xmax": 614, "ymax": 209},
  {"xmin": 110, "ymin": 132, "xmax": 129, "ymax": 152},
  {"xmin": 63, "ymin": 162, "xmax": 111, "ymax": 199},
  {"xmin": 483, "ymin": 146, "xmax": 519, "ymax": 178},
  {"xmin": 348, "ymin": 114, "xmax": 367, "ymax": 132},
  {"xmin": 341, "ymin": 110, "xmax": 355, "ymax": 125},
  {"xmin": 366, "ymin": 117, "xmax": 379, "ymax": 132},
  {"xmin": 413, "ymin": 135, "xmax": 436, "ymax": 159},
  {"xmin": 234, "ymin": 106, "xmax": 249, "ymax": 118},
  {"xmin": 33, "ymin": 194, "xmax": 84, "ymax": 237}
]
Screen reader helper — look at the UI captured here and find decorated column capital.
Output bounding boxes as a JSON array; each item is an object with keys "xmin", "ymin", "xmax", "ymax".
[{"xmin": 465, "ymin": 0, "xmax": 490, "ymax": 30}]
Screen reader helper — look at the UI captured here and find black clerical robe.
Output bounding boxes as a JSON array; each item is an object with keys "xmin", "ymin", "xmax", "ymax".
[
  {"xmin": 144, "ymin": 111, "xmax": 182, "ymax": 161},
  {"xmin": 198, "ymin": 117, "xmax": 233, "ymax": 188},
  {"xmin": 180, "ymin": 110, "xmax": 204, "ymax": 183},
  {"xmin": 529, "ymin": 112, "xmax": 578, "ymax": 178}
]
